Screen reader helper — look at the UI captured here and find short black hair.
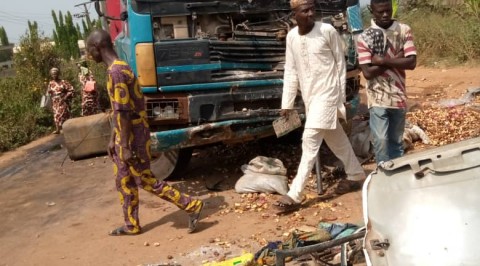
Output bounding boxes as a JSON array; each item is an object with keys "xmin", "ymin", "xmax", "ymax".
[{"xmin": 370, "ymin": 0, "xmax": 391, "ymax": 5}]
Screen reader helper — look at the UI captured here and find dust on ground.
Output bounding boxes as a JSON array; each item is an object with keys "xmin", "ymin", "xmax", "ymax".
[{"xmin": 0, "ymin": 66, "xmax": 479, "ymax": 266}]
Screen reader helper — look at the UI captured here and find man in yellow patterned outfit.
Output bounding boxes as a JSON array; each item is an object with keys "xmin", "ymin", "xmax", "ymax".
[{"xmin": 86, "ymin": 29, "xmax": 204, "ymax": 236}]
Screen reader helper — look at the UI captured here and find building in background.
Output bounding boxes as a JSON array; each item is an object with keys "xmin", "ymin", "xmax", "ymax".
[
  {"xmin": 0, "ymin": 44, "xmax": 14, "ymax": 69},
  {"xmin": 78, "ymin": 40, "xmax": 86, "ymax": 59}
]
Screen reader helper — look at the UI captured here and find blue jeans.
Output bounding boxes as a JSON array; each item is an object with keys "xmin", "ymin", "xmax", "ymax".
[{"xmin": 369, "ymin": 107, "xmax": 406, "ymax": 164}]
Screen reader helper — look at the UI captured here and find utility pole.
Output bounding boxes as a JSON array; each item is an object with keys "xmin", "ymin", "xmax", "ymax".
[{"xmin": 74, "ymin": 1, "xmax": 92, "ymax": 24}]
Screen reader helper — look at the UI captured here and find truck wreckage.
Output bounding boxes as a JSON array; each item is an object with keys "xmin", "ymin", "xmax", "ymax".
[{"xmin": 87, "ymin": 0, "xmax": 363, "ymax": 179}]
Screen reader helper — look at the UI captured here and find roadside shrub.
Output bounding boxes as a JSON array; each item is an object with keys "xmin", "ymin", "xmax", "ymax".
[
  {"xmin": 400, "ymin": 5, "xmax": 480, "ymax": 65},
  {"xmin": 0, "ymin": 23, "xmax": 109, "ymax": 153},
  {"xmin": 0, "ymin": 77, "xmax": 52, "ymax": 151},
  {"xmin": 0, "ymin": 60, "xmax": 109, "ymax": 152}
]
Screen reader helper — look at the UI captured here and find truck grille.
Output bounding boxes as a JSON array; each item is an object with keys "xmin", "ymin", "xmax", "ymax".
[{"xmin": 146, "ymin": 100, "xmax": 180, "ymax": 119}]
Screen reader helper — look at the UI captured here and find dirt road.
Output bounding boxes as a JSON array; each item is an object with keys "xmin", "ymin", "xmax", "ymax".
[{"xmin": 1, "ymin": 66, "xmax": 479, "ymax": 266}]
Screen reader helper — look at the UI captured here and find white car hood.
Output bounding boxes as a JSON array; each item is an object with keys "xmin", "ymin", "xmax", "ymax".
[{"xmin": 363, "ymin": 137, "xmax": 480, "ymax": 266}]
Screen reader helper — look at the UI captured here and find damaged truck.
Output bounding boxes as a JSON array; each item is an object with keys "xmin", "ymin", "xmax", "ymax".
[{"xmin": 92, "ymin": 0, "xmax": 364, "ymax": 179}]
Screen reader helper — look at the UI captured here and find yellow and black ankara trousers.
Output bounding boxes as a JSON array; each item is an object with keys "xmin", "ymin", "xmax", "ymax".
[{"xmin": 112, "ymin": 125, "xmax": 199, "ymax": 233}]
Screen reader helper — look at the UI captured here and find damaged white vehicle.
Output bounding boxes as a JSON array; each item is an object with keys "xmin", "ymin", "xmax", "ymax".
[{"xmin": 363, "ymin": 136, "xmax": 480, "ymax": 265}]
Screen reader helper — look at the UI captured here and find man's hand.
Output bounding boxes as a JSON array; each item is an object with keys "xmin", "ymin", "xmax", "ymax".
[
  {"xmin": 395, "ymin": 50, "xmax": 404, "ymax": 59},
  {"xmin": 279, "ymin": 109, "xmax": 294, "ymax": 117},
  {"xmin": 107, "ymin": 139, "xmax": 116, "ymax": 159},
  {"xmin": 121, "ymin": 147, "xmax": 135, "ymax": 165},
  {"xmin": 372, "ymin": 51, "xmax": 403, "ymax": 67},
  {"xmin": 371, "ymin": 55, "xmax": 385, "ymax": 66},
  {"xmin": 344, "ymin": 102, "xmax": 352, "ymax": 110}
]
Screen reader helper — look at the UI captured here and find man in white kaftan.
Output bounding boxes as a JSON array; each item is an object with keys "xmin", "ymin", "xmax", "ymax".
[{"xmin": 279, "ymin": 0, "xmax": 365, "ymax": 206}]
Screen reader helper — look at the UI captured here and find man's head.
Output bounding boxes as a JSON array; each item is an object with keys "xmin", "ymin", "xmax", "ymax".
[
  {"xmin": 291, "ymin": 0, "xmax": 315, "ymax": 32},
  {"xmin": 86, "ymin": 29, "xmax": 114, "ymax": 63},
  {"xmin": 370, "ymin": 0, "xmax": 393, "ymax": 29}
]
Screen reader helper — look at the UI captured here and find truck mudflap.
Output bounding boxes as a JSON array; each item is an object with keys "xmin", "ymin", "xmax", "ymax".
[
  {"xmin": 362, "ymin": 137, "xmax": 480, "ymax": 266},
  {"xmin": 149, "ymin": 116, "xmax": 293, "ymax": 152}
]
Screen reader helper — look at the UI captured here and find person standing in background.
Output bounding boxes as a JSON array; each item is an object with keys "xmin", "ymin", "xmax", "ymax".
[
  {"xmin": 47, "ymin": 67, "xmax": 74, "ymax": 134},
  {"xmin": 77, "ymin": 62, "xmax": 100, "ymax": 116},
  {"xmin": 356, "ymin": 0, "xmax": 417, "ymax": 164}
]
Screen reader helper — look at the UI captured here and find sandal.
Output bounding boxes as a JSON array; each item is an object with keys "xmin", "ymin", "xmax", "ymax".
[
  {"xmin": 334, "ymin": 179, "xmax": 365, "ymax": 195},
  {"xmin": 273, "ymin": 195, "xmax": 301, "ymax": 213},
  {"xmin": 108, "ymin": 226, "xmax": 141, "ymax": 236},
  {"xmin": 188, "ymin": 200, "xmax": 204, "ymax": 233}
]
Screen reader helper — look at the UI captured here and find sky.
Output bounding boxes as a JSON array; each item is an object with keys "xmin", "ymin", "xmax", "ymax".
[{"xmin": 0, "ymin": 0, "xmax": 98, "ymax": 45}]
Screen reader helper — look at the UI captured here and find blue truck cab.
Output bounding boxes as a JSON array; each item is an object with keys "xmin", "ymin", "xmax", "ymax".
[{"xmin": 94, "ymin": 0, "xmax": 363, "ymax": 179}]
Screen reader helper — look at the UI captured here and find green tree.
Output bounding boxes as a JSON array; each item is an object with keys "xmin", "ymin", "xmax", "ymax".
[
  {"xmin": 14, "ymin": 20, "xmax": 61, "ymax": 92},
  {"xmin": 80, "ymin": 15, "xmax": 100, "ymax": 39},
  {"xmin": 392, "ymin": 0, "xmax": 399, "ymax": 18},
  {"xmin": 52, "ymin": 10, "xmax": 80, "ymax": 60},
  {"xmin": 81, "ymin": 19, "xmax": 89, "ymax": 39},
  {"xmin": 51, "ymin": 9, "xmax": 101, "ymax": 59},
  {"xmin": 0, "ymin": 26, "xmax": 9, "ymax": 46}
]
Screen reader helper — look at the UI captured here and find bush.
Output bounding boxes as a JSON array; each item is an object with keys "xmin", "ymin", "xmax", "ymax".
[
  {"xmin": 400, "ymin": 9, "xmax": 480, "ymax": 65},
  {"xmin": 0, "ymin": 77, "xmax": 52, "ymax": 151},
  {"xmin": 0, "ymin": 59, "xmax": 110, "ymax": 152},
  {"xmin": 0, "ymin": 23, "xmax": 110, "ymax": 152}
]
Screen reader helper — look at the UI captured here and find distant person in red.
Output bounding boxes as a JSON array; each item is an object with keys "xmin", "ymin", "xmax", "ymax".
[
  {"xmin": 47, "ymin": 67, "xmax": 74, "ymax": 134},
  {"xmin": 77, "ymin": 62, "xmax": 100, "ymax": 116},
  {"xmin": 86, "ymin": 29, "xmax": 204, "ymax": 236}
]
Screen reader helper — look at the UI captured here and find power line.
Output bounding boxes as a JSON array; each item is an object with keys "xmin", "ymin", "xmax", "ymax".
[
  {"xmin": 0, "ymin": 11, "xmax": 53, "ymax": 23},
  {"xmin": 0, "ymin": 10, "xmax": 88, "ymax": 23},
  {"xmin": 0, "ymin": 10, "xmax": 53, "ymax": 18},
  {"xmin": 0, "ymin": 17, "xmax": 54, "ymax": 28}
]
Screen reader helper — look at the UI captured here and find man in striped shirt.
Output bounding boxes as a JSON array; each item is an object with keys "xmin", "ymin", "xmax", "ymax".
[{"xmin": 356, "ymin": 0, "xmax": 417, "ymax": 164}]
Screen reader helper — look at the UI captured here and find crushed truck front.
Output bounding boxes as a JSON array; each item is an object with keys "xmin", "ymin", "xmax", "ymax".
[{"xmin": 98, "ymin": 0, "xmax": 363, "ymax": 178}]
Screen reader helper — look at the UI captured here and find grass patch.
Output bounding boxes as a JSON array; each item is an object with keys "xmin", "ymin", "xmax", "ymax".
[{"xmin": 400, "ymin": 8, "xmax": 480, "ymax": 65}]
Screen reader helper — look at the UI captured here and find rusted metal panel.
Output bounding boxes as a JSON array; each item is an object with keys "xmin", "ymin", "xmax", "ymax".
[{"xmin": 149, "ymin": 117, "xmax": 280, "ymax": 151}]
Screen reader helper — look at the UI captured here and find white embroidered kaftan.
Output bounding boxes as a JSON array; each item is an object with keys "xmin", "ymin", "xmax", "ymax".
[{"xmin": 281, "ymin": 22, "xmax": 347, "ymax": 129}]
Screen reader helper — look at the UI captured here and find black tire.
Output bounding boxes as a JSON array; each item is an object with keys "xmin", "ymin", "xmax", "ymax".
[{"xmin": 150, "ymin": 148, "xmax": 193, "ymax": 180}]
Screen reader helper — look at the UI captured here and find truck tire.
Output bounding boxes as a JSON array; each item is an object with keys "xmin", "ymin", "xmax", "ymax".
[{"xmin": 150, "ymin": 148, "xmax": 193, "ymax": 180}]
